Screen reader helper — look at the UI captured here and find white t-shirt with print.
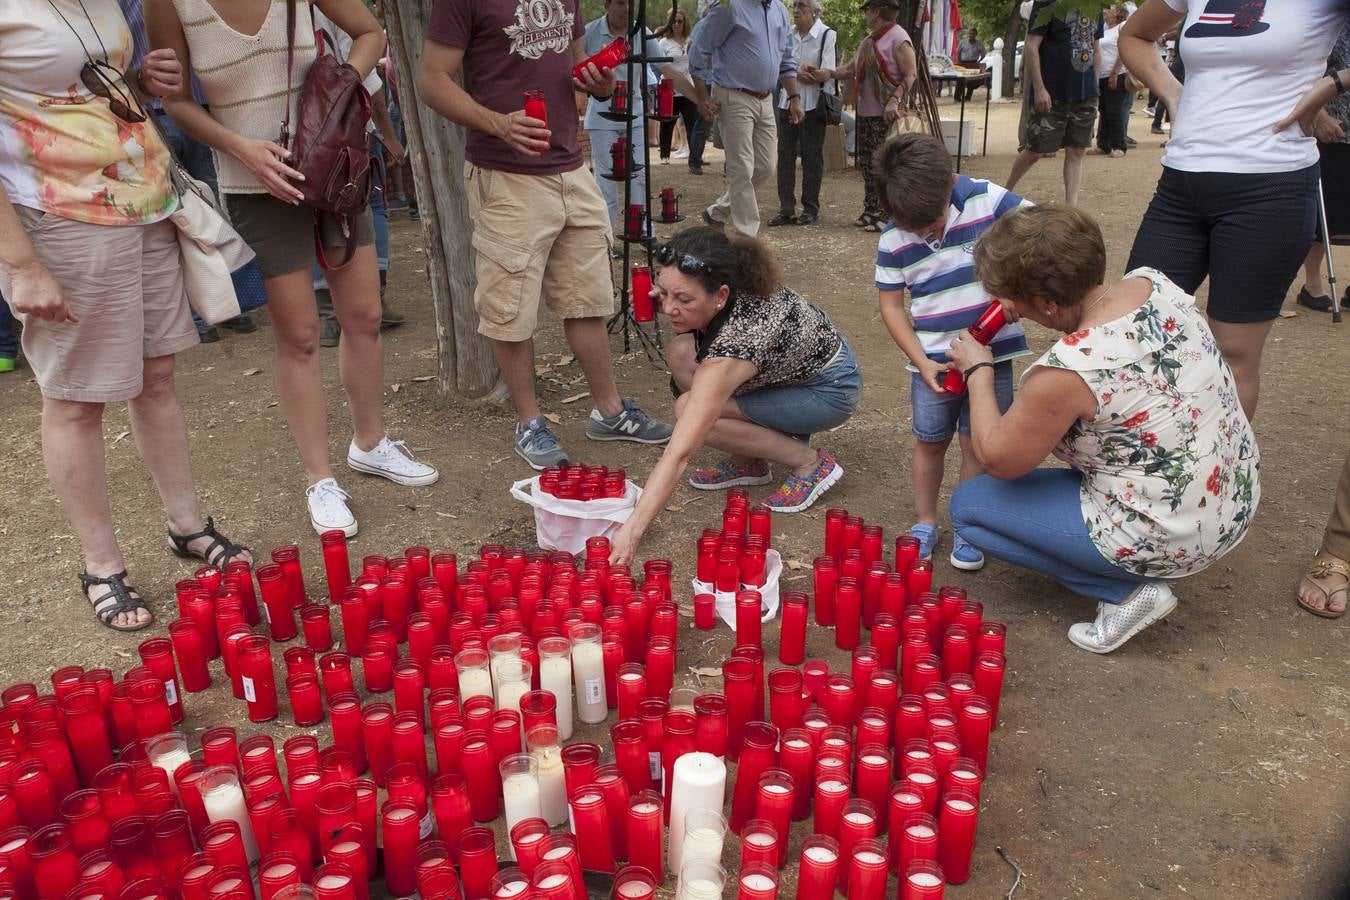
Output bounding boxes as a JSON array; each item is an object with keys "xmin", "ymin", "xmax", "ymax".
[{"xmin": 1161, "ymin": 0, "xmax": 1350, "ymax": 173}]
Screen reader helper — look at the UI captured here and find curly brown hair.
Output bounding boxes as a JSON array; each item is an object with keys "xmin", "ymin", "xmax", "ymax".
[
  {"xmin": 661, "ymin": 226, "xmax": 781, "ymax": 298},
  {"xmin": 972, "ymin": 206, "xmax": 1107, "ymax": 307}
]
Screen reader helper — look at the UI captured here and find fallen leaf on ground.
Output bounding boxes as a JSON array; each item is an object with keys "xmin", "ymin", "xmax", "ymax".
[
  {"xmin": 786, "ymin": 559, "xmax": 805, "ymax": 571},
  {"xmin": 435, "ymin": 512, "xmax": 458, "ymax": 519},
  {"xmin": 112, "ymin": 430, "xmax": 130, "ymax": 443},
  {"xmin": 412, "ymin": 375, "xmax": 435, "ymax": 382},
  {"xmin": 542, "ymin": 413, "xmax": 562, "ymax": 424},
  {"xmin": 1277, "ymin": 310, "xmax": 1298, "ymax": 319},
  {"xmin": 561, "ymin": 392, "xmax": 589, "ymax": 404},
  {"xmin": 689, "ymin": 666, "xmax": 722, "ymax": 678},
  {"xmin": 390, "ymin": 383, "xmax": 402, "ymax": 393},
  {"xmin": 557, "ymin": 354, "xmax": 575, "ymax": 366},
  {"xmin": 242, "ymin": 367, "xmax": 262, "ymax": 376}
]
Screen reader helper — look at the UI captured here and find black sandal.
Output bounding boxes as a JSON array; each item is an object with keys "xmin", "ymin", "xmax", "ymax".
[
  {"xmin": 80, "ymin": 570, "xmax": 152, "ymax": 633},
  {"xmin": 168, "ymin": 516, "xmax": 250, "ymax": 568}
]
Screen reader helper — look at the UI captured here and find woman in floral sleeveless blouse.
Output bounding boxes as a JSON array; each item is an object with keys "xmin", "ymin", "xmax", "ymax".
[{"xmin": 947, "ymin": 206, "xmax": 1259, "ymax": 654}]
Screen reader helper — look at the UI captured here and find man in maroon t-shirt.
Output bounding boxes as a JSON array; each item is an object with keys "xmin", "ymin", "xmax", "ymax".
[{"xmin": 421, "ymin": 0, "xmax": 673, "ymax": 469}]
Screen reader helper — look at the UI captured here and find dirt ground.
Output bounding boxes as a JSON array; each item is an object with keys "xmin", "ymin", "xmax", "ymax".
[{"xmin": 1, "ymin": 98, "xmax": 1347, "ymax": 899}]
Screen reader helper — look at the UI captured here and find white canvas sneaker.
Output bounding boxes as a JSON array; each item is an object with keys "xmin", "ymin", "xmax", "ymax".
[
  {"xmin": 306, "ymin": 478, "xmax": 357, "ymax": 537},
  {"xmin": 1067, "ymin": 582, "xmax": 1178, "ymax": 654},
  {"xmin": 347, "ymin": 436, "xmax": 440, "ymax": 486}
]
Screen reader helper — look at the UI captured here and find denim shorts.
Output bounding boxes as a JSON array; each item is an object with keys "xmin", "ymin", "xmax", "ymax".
[
  {"xmin": 735, "ymin": 342, "xmax": 863, "ymax": 442},
  {"xmin": 910, "ymin": 359, "xmax": 1013, "ymax": 442}
]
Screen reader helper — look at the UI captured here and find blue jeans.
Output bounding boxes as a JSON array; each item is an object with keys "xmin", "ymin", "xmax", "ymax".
[
  {"xmin": 734, "ymin": 341, "xmax": 863, "ymax": 442},
  {"xmin": 0, "ymin": 293, "xmax": 16, "ymax": 360},
  {"xmin": 157, "ymin": 114, "xmax": 267, "ymax": 321},
  {"xmin": 911, "ymin": 360, "xmax": 1013, "ymax": 441},
  {"xmin": 950, "ymin": 468, "xmax": 1152, "ymax": 604}
]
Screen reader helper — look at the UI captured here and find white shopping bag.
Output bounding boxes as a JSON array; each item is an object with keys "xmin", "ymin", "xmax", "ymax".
[
  {"xmin": 510, "ymin": 477, "xmax": 642, "ymax": 555},
  {"xmin": 690, "ymin": 549, "xmax": 783, "ymax": 629}
]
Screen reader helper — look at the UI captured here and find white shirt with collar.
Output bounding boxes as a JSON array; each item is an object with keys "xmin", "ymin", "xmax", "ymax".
[{"xmin": 781, "ymin": 17, "xmax": 835, "ymax": 111}]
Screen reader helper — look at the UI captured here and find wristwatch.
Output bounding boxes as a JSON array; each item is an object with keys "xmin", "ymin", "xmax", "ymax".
[{"xmin": 788, "ymin": 93, "xmax": 801, "ymax": 101}]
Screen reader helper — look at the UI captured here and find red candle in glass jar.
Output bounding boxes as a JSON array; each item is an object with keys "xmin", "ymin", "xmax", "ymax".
[
  {"xmin": 631, "ymin": 266, "xmax": 654, "ymax": 322},
  {"xmin": 625, "ymin": 789, "xmax": 663, "ymax": 883},
  {"xmin": 812, "ymin": 557, "xmax": 838, "ymax": 626},
  {"xmin": 905, "ymin": 560, "xmax": 933, "ymax": 598},
  {"xmin": 766, "ymin": 668, "xmax": 804, "ymax": 733},
  {"xmin": 167, "ymin": 620, "xmax": 211, "ymax": 694},
  {"xmin": 613, "ymin": 864, "xmax": 658, "ymax": 900},
  {"xmin": 777, "ymin": 592, "xmax": 807, "ymax": 666},
  {"xmin": 795, "ymin": 834, "xmax": 839, "ymax": 900},
  {"xmin": 271, "ymin": 545, "xmax": 307, "ymax": 608},
  {"xmin": 834, "ymin": 578, "xmax": 861, "ymax": 650},
  {"xmin": 819, "ymin": 675, "xmax": 854, "ymax": 727},
  {"xmin": 887, "ymin": 784, "xmax": 925, "ymax": 871},
  {"xmin": 776, "ymin": 731, "xmax": 815, "ymax": 821},
  {"xmin": 693, "ymin": 693, "xmax": 729, "ymax": 759},
  {"xmin": 956, "ymin": 697, "xmax": 993, "ymax": 773},
  {"xmin": 693, "ymin": 594, "xmax": 716, "ymax": 630},
  {"xmin": 738, "ymin": 819, "xmax": 779, "ymax": 873},
  {"xmin": 361, "ymin": 703, "xmax": 395, "ymax": 787},
  {"xmin": 286, "ymin": 674, "xmax": 323, "ymax": 727},
  {"xmin": 894, "ymin": 536, "xmax": 920, "ymax": 572},
  {"xmin": 460, "ymin": 732, "xmax": 501, "ymax": 822},
  {"xmin": 256, "ymin": 565, "xmax": 297, "ymax": 642},
  {"xmin": 616, "ymin": 664, "xmax": 646, "ymax": 720},
  {"xmin": 523, "ymin": 89, "xmax": 549, "ymax": 127},
  {"xmin": 137, "ymin": 638, "xmax": 184, "ymax": 724},
  {"xmin": 729, "ymin": 722, "xmax": 777, "ymax": 832},
  {"xmin": 903, "ymin": 859, "xmax": 946, "ymax": 900},
  {"xmin": 975, "ymin": 621, "xmax": 1006, "ymax": 656},
  {"xmin": 811, "ymin": 774, "xmax": 849, "ymax": 840},
  {"xmin": 898, "ymin": 812, "xmax": 939, "ymax": 875},
  {"xmin": 645, "ymin": 637, "xmax": 675, "ymax": 703},
  {"xmin": 238, "ymin": 636, "xmax": 278, "ymax": 723},
  {"xmin": 319, "ymin": 530, "xmax": 351, "ymax": 602},
  {"xmin": 854, "ymin": 746, "xmax": 892, "ymax": 819},
  {"xmin": 571, "ymin": 36, "xmax": 629, "ymax": 81},
  {"xmin": 510, "ymin": 817, "xmax": 550, "ymax": 878},
  {"xmin": 753, "ymin": 769, "xmax": 794, "ymax": 867},
  {"xmin": 734, "ymin": 591, "xmax": 762, "ymax": 647},
  {"xmin": 567, "ymin": 785, "xmax": 616, "ymax": 873},
  {"xmin": 380, "ymin": 798, "xmax": 420, "ymax": 897},
  {"xmin": 902, "ymin": 762, "xmax": 940, "ymax": 817},
  {"xmin": 835, "ymin": 799, "xmax": 878, "ymax": 892},
  {"xmin": 301, "ymin": 605, "xmax": 333, "ymax": 653},
  {"xmin": 972, "ymin": 652, "xmax": 1006, "ymax": 727},
  {"xmin": 936, "ymin": 788, "xmax": 978, "ymax": 884},
  {"xmin": 847, "ymin": 837, "xmax": 889, "ymax": 900}
]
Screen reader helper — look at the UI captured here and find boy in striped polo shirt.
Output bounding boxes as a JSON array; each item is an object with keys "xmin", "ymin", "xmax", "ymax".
[{"xmin": 875, "ymin": 133, "xmax": 1031, "ymax": 571}]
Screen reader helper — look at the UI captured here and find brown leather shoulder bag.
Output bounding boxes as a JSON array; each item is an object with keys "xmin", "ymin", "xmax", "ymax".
[{"xmin": 282, "ymin": 0, "xmax": 373, "ymax": 269}]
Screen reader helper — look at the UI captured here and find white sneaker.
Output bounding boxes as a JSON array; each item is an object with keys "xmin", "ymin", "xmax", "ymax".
[
  {"xmin": 673, "ymin": 148, "xmax": 690, "ymax": 159},
  {"xmin": 306, "ymin": 478, "xmax": 357, "ymax": 537},
  {"xmin": 1067, "ymin": 582, "xmax": 1177, "ymax": 654},
  {"xmin": 347, "ymin": 436, "xmax": 440, "ymax": 487}
]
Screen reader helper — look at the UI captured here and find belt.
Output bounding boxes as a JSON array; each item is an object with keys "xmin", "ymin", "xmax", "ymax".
[{"xmin": 734, "ymin": 88, "xmax": 771, "ymax": 100}]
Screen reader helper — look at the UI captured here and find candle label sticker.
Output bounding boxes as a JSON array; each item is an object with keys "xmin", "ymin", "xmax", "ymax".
[
  {"xmin": 241, "ymin": 676, "xmax": 256, "ymax": 703},
  {"xmin": 584, "ymin": 678, "xmax": 603, "ymax": 707},
  {"xmin": 568, "ymin": 807, "xmax": 576, "ymax": 832},
  {"xmin": 164, "ymin": 679, "xmax": 178, "ymax": 706},
  {"xmin": 262, "ymin": 604, "xmax": 271, "ymax": 625},
  {"xmin": 649, "ymin": 752, "xmax": 662, "ymax": 782},
  {"xmin": 419, "ymin": 810, "xmax": 435, "ymax": 839}
]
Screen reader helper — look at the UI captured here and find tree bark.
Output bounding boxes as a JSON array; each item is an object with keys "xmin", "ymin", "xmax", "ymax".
[
  {"xmin": 384, "ymin": 0, "xmax": 500, "ymax": 399},
  {"xmin": 1002, "ymin": 0, "xmax": 1023, "ymax": 97}
]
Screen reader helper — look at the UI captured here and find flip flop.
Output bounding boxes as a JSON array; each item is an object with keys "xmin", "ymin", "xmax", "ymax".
[{"xmin": 1297, "ymin": 554, "xmax": 1349, "ymax": 619}]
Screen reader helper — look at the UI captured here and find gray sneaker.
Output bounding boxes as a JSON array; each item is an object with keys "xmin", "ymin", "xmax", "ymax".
[
  {"xmin": 1067, "ymin": 582, "xmax": 1177, "ymax": 654},
  {"xmin": 515, "ymin": 416, "xmax": 570, "ymax": 470},
  {"xmin": 585, "ymin": 399, "xmax": 673, "ymax": 445}
]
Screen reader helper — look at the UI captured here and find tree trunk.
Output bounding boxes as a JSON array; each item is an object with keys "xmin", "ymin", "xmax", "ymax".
[
  {"xmin": 1002, "ymin": 1, "xmax": 1022, "ymax": 97},
  {"xmin": 384, "ymin": 0, "xmax": 500, "ymax": 398}
]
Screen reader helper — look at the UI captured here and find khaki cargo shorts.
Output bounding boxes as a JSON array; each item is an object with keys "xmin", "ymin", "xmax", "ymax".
[{"xmin": 465, "ymin": 164, "xmax": 615, "ymax": 342}]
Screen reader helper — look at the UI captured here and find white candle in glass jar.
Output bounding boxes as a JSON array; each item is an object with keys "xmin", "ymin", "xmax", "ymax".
[
  {"xmin": 571, "ymin": 628, "xmax": 606, "ymax": 725},
  {"xmin": 502, "ymin": 771, "xmax": 543, "ymax": 836},
  {"xmin": 531, "ymin": 744, "xmax": 567, "ymax": 826},
  {"xmin": 681, "ymin": 823, "xmax": 724, "ymax": 867},
  {"xmin": 539, "ymin": 655, "xmax": 574, "ymax": 740},
  {"xmin": 150, "ymin": 747, "xmax": 191, "ymax": 794},
  {"xmin": 459, "ymin": 667, "xmax": 493, "ymax": 702},
  {"xmin": 680, "ymin": 877, "xmax": 723, "ymax": 900},
  {"xmin": 200, "ymin": 775, "xmax": 259, "ymax": 863},
  {"xmin": 497, "ymin": 679, "xmax": 530, "ymax": 714},
  {"xmin": 667, "ymin": 753, "xmax": 727, "ymax": 874}
]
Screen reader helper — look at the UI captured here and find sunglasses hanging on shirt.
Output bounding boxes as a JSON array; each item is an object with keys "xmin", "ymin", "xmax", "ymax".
[{"xmin": 45, "ymin": 0, "xmax": 148, "ymax": 124}]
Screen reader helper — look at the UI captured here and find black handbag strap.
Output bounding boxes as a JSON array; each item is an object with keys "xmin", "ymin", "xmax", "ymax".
[
  {"xmin": 281, "ymin": 0, "xmax": 295, "ymax": 148},
  {"xmin": 817, "ymin": 27, "xmax": 836, "ymax": 97}
]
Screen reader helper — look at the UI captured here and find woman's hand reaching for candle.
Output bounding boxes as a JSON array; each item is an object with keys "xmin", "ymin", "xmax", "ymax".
[
  {"xmin": 946, "ymin": 331, "xmax": 994, "ymax": 373},
  {"xmin": 494, "ymin": 110, "xmax": 552, "ymax": 156},
  {"xmin": 608, "ymin": 522, "xmax": 642, "ymax": 568}
]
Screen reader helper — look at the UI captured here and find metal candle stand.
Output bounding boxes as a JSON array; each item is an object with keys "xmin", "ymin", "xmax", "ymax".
[{"xmin": 601, "ymin": 0, "xmax": 675, "ymax": 358}]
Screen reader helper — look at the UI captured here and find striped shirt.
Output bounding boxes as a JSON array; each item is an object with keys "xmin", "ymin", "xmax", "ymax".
[{"xmin": 875, "ymin": 176, "xmax": 1032, "ymax": 368}]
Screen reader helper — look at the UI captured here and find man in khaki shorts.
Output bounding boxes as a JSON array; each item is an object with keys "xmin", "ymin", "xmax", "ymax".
[
  {"xmin": 1005, "ymin": 0, "xmax": 1102, "ymax": 206},
  {"xmin": 420, "ymin": 0, "xmax": 673, "ymax": 467}
]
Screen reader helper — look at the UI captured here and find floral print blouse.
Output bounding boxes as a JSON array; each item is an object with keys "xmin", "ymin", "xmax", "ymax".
[{"xmin": 1031, "ymin": 268, "xmax": 1261, "ymax": 578}]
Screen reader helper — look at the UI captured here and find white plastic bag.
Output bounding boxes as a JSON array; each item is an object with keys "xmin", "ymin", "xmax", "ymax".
[
  {"xmin": 510, "ymin": 477, "xmax": 642, "ymax": 555},
  {"xmin": 690, "ymin": 549, "xmax": 783, "ymax": 629}
]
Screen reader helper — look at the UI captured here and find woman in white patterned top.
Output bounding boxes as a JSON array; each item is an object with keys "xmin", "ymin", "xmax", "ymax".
[
  {"xmin": 947, "ymin": 206, "xmax": 1259, "ymax": 654},
  {"xmin": 148, "ymin": 0, "xmax": 439, "ymax": 538}
]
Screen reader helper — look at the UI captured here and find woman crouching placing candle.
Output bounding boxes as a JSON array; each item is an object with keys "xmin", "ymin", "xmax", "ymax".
[
  {"xmin": 609, "ymin": 228, "xmax": 862, "ymax": 565},
  {"xmin": 945, "ymin": 206, "xmax": 1260, "ymax": 654}
]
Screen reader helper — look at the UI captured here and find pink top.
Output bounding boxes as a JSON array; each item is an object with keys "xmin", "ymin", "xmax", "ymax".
[{"xmin": 854, "ymin": 24, "xmax": 911, "ymax": 118}]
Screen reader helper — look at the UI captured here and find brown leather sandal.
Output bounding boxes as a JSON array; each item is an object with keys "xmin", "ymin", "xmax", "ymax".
[{"xmin": 1297, "ymin": 553, "xmax": 1349, "ymax": 619}]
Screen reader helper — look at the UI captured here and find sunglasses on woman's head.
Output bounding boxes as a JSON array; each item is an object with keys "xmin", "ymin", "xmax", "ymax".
[
  {"xmin": 654, "ymin": 245, "xmax": 710, "ymax": 276},
  {"xmin": 81, "ymin": 60, "xmax": 146, "ymax": 124}
]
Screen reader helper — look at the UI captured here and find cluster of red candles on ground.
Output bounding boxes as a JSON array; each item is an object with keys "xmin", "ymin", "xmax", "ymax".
[
  {"xmin": 535, "ymin": 465, "xmax": 627, "ymax": 502},
  {"xmin": 0, "ymin": 494, "xmax": 1009, "ymax": 900},
  {"xmin": 692, "ymin": 490, "xmax": 775, "ymax": 629}
]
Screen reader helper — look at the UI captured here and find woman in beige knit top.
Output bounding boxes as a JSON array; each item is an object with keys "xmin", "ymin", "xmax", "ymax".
[{"xmin": 147, "ymin": 0, "xmax": 439, "ymax": 537}]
